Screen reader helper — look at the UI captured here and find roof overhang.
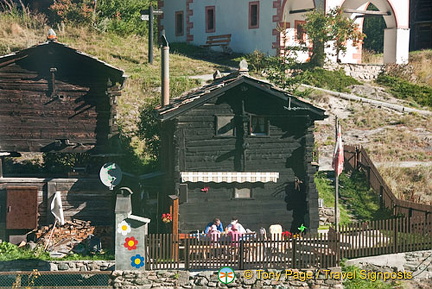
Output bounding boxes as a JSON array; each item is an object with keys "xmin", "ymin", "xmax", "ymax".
[
  {"xmin": 180, "ymin": 172, "xmax": 279, "ymax": 183},
  {"xmin": 157, "ymin": 74, "xmax": 327, "ymax": 122}
]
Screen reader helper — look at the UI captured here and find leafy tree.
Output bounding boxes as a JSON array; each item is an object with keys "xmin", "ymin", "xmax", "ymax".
[
  {"xmin": 95, "ymin": 0, "xmax": 154, "ymax": 35},
  {"xmin": 48, "ymin": 0, "xmax": 158, "ymax": 35},
  {"xmin": 49, "ymin": 0, "xmax": 96, "ymax": 25},
  {"xmin": 264, "ymin": 54, "xmax": 311, "ymax": 96},
  {"xmin": 303, "ymin": 6, "xmax": 365, "ymax": 66},
  {"xmin": 302, "ymin": 9, "xmax": 331, "ymax": 67},
  {"xmin": 137, "ymin": 96, "xmax": 160, "ymax": 162}
]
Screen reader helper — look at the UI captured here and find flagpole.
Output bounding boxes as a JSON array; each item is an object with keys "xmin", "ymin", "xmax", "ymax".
[{"xmin": 334, "ymin": 117, "xmax": 339, "ymax": 233}]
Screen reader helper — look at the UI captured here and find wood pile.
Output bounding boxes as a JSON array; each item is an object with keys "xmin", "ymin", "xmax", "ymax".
[{"xmin": 34, "ymin": 219, "xmax": 113, "ymax": 255}]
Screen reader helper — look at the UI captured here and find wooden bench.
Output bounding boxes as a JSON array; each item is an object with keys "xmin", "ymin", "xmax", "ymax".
[{"xmin": 201, "ymin": 34, "xmax": 232, "ymax": 53}]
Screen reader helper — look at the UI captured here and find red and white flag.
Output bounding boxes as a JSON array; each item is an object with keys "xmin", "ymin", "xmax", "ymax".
[{"xmin": 332, "ymin": 122, "xmax": 344, "ymax": 176}]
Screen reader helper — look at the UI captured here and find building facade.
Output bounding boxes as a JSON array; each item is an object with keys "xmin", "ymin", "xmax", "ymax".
[
  {"xmin": 159, "ymin": 0, "xmax": 410, "ymax": 64},
  {"xmin": 155, "ymin": 66, "xmax": 327, "ymax": 234}
]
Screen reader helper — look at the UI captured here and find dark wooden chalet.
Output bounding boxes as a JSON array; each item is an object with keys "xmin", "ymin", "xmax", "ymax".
[
  {"xmin": 156, "ymin": 65, "xmax": 327, "ymax": 235},
  {"xmin": 0, "ymin": 39, "xmax": 125, "ymax": 154},
  {"xmin": 0, "ymin": 38, "xmax": 126, "ymax": 244}
]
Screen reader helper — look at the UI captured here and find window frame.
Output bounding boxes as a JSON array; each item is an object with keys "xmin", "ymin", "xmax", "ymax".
[
  {"xmin": 249, "ymin": 2, "xmax": 260, "ymax": 29},
  {"xmin": 175, "ymin": 11, "xmax": 184, "ymax": 36},
  {"xmin": 215, "ymin": 115, "xmax": 236, "ymax": 137},
  {"xmin": 233, "ymin": 187, "xmax": 253, "ymax": 199},
  {"xmin": 295, "ymin": 20, "xmax": 307, "ymax": 43},
  {"xmin": 249, "ymin": 115, "xmax": 269, "ymax": 136},
  {"xmin": 205, "ymin": 6, "xmax": 216, "ymax": 33}
]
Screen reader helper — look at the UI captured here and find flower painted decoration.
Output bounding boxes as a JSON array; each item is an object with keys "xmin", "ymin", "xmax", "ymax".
[
  {"xmin": 117, "ymin": 220, "xmax": 131, "ymax": 236},
  {"xmin": 124, "ymin": 236, "xmax": 138, "ymax": 250},
  {"xmin": 130, "ymin": 254, "xmax": 145, "ymax": 269},
  {"xmin": 282, "ymin": 231, "xmax": 292, "ymax": 239},
  {"xmin": 161, "ymin": 213, "xmax": 172, "ymax": 223}
]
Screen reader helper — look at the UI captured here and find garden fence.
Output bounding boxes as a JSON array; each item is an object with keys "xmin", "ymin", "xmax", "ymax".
[
  {"xmin": 145, "ymin": 215, "xmax": 432, "ymax": 270},
  {"xmin": 0, "ymin": 271, "xmax": 111, "ymax": 288}
]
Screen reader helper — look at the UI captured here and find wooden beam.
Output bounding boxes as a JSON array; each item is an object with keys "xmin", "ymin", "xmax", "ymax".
[
  {"xmin": 169, "ymin": 195, "xmax": 179, "ymax": 260},
  {"xmin": 344, "ymin": 9, "xmax": 391, "ymax": 16},
  {"xmin": 289, "ymin": 8, "xmax": 315, "ymax": 14}
]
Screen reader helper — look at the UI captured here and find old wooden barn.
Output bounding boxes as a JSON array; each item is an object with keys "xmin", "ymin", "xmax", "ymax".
[
  {"xmin": 0, "ymin": 36, "xmax": 126, "ymax": 244},
  {"xmin": 155, "ymin": 64, "xmax": 327, "ymax": 235}
]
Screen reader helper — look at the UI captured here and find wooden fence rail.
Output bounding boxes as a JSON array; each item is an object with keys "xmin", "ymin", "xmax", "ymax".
[
  {"xmin": 145, "ymin": 216, "xmax": 431, "ymax": 270},
  {"xmin": 344, "ymin": 145, "xmax": 432, "ymax": 218}
]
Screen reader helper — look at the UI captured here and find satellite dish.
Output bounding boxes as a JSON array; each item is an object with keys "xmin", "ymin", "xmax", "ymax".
[{"xmin": 99, "ymin": 162, "xmax": 123, "ymax": 190}]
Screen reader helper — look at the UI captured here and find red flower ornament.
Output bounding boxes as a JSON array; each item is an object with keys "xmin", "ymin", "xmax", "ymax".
[
  {"xmin": 162, "ymin": 213, "xmax": 172, "ymax": 223},
  {"xmin": 124, "ymin": 236, "xmax": 138, "ymax": 250}
]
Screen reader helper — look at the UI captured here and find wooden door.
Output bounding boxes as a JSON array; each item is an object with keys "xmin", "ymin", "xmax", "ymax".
[{"xmin": 6, "ymin": 186, "xmax": 38, "ymax": 229}]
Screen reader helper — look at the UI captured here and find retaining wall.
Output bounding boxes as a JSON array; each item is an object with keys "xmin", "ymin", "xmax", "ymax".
[
  {"xmin": 325, "ymin": 63, "xmax": 384, "ymax": 81},
  {"xmin": 1, "ymin": 249, "xmax": 430, "ymax": 288}
]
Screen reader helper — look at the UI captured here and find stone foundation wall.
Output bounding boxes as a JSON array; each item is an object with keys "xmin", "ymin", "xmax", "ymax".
[
  {"xmin": 325, "ymin": 63, "xmax": 384, "ymax": 81},
  {"xmin": 345, "ymin": 249, "xmax": 432, "ymax": 280},
  {"xmin": 110, "ymin": 269, "xmax": 344, "ymax": 289},
  {"xmin": 319, "ymin": 206, "xmax": 339, "ymax": 226},
  {"xmin": 2, "ymin": 249, "xmax": 430, "ymax": 288}
]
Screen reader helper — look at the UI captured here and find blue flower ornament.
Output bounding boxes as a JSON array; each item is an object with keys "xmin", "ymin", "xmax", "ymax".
[{"xmin": 130, "ymin": 254, "xmax": 145, "ymax": 269}]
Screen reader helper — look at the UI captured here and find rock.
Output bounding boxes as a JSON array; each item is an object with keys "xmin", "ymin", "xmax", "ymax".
[
  {"xmin": 194, "ymin": 277, "xmax": 208, "ymax": 286},
  {"xmin": 112, "ymin": 270, "xmax": 123, "ymax": 277},
  {"xmin": 137, "ymin": 285, "xmax": 152, "ymax": 289},
  {"xmin": 49, "ymin": 263, "xmax": 58, "ymax": 271},
  {"xmin": 57, "ymin": 263, "xmax": 69, "ymax": 270}
]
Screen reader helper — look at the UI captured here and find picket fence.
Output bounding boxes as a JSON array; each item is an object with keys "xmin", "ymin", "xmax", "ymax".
[{"xmin": 144, "ymin": 216, "xmax": 431, "ymax": 270}]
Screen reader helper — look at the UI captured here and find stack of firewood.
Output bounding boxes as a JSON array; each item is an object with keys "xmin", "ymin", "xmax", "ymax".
[{"xmin": 34, "ymin": 219, "xmax": 113, "ymax": 254}]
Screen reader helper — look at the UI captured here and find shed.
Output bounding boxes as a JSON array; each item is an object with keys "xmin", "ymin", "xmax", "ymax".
[
  {"xmin": 155, "ymin": 66, "xmax": 327, "ymax": 235},
  {"xmin": 0, "ymin": 39, "xmax": 126, "ymax": 154},
  {"xmin": 0, "ymin": 38, "xmax": 126, "ymax": 245}
]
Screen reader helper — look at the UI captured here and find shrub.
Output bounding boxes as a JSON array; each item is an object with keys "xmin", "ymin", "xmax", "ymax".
[
  {"xmin": 48, "ymin": 0, "xmax": 154, "ymax": 35},
  {"xmin": 301, "ymin": 68, "xmax": 360, "ymax": 92},
  {"xmin": 95, "ymin": 0, "xmax": 153, "ymax": 35},
  {"xmin": 49, "ymin": 0, "xmax": 95, "ymax": 25},
  {"xmin": 376, "ymin": 74, "xmax": 432, "ymax": 107}
]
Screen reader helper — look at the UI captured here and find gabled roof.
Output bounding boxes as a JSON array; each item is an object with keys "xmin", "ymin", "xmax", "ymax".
[
  {"xmin": 156, "ymin": 71, "xmax": 327, "ymax": 121},
  {"xmin": 0, "ymin": 40, "xmax": 126, "ymax": 85}
]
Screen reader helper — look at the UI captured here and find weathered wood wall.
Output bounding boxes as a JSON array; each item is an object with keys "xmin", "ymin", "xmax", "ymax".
[{"xmin": 0, "ymin": 42, "xmax": 122, "ymax": 153}]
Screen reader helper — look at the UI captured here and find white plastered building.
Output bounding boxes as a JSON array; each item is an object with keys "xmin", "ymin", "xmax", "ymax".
[{"xmin": 159, "ymin": 0, "xmax": 409, "ymax": 64}]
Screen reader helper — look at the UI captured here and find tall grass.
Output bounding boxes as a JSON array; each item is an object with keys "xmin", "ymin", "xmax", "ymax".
[
  {"xmin": 379, "ymin": 166, "xmax": 432, "ymax": 205},
  {"xmin": 409, "ymin": 49, "xmax": 432, "ymax": 87}
]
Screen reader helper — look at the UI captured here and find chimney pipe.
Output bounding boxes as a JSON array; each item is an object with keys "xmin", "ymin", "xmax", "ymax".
[{"xmin": 161, "ymin": 31, "xmax": 170, "ymax": 107}]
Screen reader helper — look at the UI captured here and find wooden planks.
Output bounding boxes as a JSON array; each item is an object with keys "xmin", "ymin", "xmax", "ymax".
[{"xmin": 0, "ymin": 52, "xmax": 120, "ymax": 153}]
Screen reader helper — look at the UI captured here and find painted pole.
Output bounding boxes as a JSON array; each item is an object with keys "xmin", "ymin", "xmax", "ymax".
[
  {"xmin": 148, "ymin": 5, "xmax": 154, "ymax": 64},
  {"xmin": 334, "ymin": 117, "xmax": 340, "ymax": 232}
]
